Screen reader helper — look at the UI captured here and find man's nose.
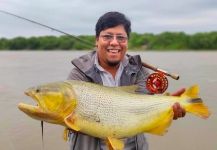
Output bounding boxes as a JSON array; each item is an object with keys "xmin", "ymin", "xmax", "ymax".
[{"xmin": 109, "ymin": 37, "xmax": 119, "ymax": 45}]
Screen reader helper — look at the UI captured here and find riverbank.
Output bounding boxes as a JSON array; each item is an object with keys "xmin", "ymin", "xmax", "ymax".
[{"xmin": 1, "ymin": 32, "xmax": 217, "ymax": 50}]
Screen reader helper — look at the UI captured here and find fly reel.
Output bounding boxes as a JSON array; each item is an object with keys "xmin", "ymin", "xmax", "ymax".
[
  {"xmin": 141, "ymin": 61, "xmax": 179, "ymax": 94},
  {"xmin": 146, "ymin": 72, "xmax": 168, "ymax": 94}
]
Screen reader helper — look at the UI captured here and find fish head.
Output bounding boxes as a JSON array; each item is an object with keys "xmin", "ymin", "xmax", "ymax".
[{"xmin": 18, "ymin": 82, "xmax": 77, "ymax": 125}]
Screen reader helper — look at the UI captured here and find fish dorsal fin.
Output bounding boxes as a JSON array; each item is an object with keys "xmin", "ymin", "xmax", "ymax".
[
  {"xmin": 64, "ymin": 114, "xmax": 80, "ymax": 131},
  {"xmin": 181, "ymin": 85, "xmax": 199, "ymax": 99},
  {"xmin": 115, "ymin": 85, "xmax": 138, "ymax": 93},
  {"xmin": 106, "ymin": 137, "xmax": 124, "ymax": 150},
  {"xmin": 146, "ymin": 109, "xmax": 173, "ymax": 135}
]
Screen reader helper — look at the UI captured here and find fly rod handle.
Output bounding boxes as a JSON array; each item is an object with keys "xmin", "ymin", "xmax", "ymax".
[{"xmin": 142, "ymin": 62, "xmax": 180, "ymax": 80}]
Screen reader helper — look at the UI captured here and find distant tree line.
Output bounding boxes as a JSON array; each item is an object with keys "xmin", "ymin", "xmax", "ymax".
[
  {"xmin": 0, "ymin": 35, "xmax": 95, "ymax": 50},
  {"xmin": 128, "ymin": 32, "xmax": 217, "ymax": 50},
  {"xmin": 0, "ymin": 32, "xmax": 216, "ymax": 50}
]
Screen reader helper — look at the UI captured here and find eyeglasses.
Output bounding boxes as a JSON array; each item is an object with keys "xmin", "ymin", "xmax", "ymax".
[{"xmin": 100, "ymin": 34, "xmax": 128, "ymax": 43}]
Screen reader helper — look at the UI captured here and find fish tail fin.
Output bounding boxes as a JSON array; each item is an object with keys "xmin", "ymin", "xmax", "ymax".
[
  {"xmin": 185, "ymin": 98, "xmax": 210, "ymax": 119},
  {"xmin": 181, "ymin": 85, "xmax": 210, "ymax": 119}
]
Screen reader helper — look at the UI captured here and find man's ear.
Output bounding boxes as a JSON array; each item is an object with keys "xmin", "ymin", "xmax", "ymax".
[{"xmin": 95, "ymin": 37, "xmax": 99, "ymax": 47}]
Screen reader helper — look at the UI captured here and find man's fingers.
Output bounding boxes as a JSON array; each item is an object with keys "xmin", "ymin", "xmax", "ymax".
[
  {"xmin": 172, "ymin": 102, "xmax": 186, "ymax": 120},
  {"xmin": 171, "ymin": 88, "xmax": 186, "ymax": 96},
  {"xmin": 173, "ymin": 103, "xmax": 178, "ymax": 120}
]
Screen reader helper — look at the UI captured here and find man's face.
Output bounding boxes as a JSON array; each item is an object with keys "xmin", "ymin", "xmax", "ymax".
[{"xmin": 96, "ymin": 25, "xmax": 128, "ymax": 67}]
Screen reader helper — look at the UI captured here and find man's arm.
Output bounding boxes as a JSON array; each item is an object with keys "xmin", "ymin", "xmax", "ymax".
[{"xmin": 67, "ymin": 68, "xmax": 90, "ymax": 81}]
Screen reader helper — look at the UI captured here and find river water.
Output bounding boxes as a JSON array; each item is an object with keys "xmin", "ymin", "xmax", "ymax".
[{"xmin": 0, "ymin": 51, "xmax": 216, "ymax": 150}]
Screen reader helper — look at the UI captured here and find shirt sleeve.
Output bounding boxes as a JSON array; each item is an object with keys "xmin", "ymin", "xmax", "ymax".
[{"xmin": 67, "ymin": 68, "xmax": 89, "ymax": 81}]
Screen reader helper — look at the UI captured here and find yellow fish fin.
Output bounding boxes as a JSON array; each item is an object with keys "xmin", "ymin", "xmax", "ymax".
[
  {"xmin": 106, "ymin": 140, "xmax": 114, "ymax": 150},
  {"xmin": 64, "ymin": 114, "xmax": 80, "ymax": 131},
  {"xmin": 181, "ymin": 85, "xmax": 211, "ymax": 118},
  {"xmin": 181, "ymin": 85, "xmax": 199, "ymax": 98},
  {"xmin": 63, "ymin": 128, "xmax": 69, "ymax": 141},
  {"xmin": 115, "ymin": 85, "xmax": 138, "ymax": 93},
  {"xmin": 185, "ymin": 100, "xmax": 211, "ymax": 118},
  {"xmin": 146, "ymin": 109, "xmax": 173, "ymax": 135},
  {"xmin": 106, "ymin": 137, "xmax": 124, "ymax": 150}
]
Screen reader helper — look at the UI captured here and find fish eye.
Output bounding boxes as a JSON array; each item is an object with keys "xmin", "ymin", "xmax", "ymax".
[{"xmin": 36, "ymin": 89, "xmax": 40, "ymax": 93}]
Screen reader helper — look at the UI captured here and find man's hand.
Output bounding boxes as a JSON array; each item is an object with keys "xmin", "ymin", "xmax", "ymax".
[{"xmin": 171, "ymin": 88, "xmax": 186, "ymax": 120}]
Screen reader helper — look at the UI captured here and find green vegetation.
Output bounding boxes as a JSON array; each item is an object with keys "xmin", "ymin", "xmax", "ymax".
[{"xmin": 0, "ymin": 32, "xmax": 216, "ymax": 50}]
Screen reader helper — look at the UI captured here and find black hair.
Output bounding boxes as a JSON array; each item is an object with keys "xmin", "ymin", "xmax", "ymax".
[{"xmin": 95, "ymin": 11, "xmax": 131, "ymax": 38}]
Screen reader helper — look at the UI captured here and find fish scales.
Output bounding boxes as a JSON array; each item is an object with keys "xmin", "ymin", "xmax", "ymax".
[{"xmin": 67, "ymin": 81, "xmax": 177, "ymax": 137}]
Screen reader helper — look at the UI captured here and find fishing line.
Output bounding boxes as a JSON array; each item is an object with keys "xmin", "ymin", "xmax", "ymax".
[
  {"xmin": 41, "ymin": 121, "xmax": 45, "ymax": 150},
  {"xmin": 0, "ymin": 9, "xmax": 95, "ymax": 48}
]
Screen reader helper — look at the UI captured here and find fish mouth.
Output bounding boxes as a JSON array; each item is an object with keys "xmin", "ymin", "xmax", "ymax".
[
  {"xmin": 18, "ymin": 103, "xmax": 42, "ymax": 115},
  {"xmin": 18, "ymin": 90, "xmax": 43, "ymax": 118},
  {"xmin": 24, "ymin": 91, "xmax": 30, "ymax": 96},
  {"xmin": 24, "ymin": 89, "xmax": 38, "ymax": 100},
  {"xmin": 18, "ymin": 102, "xmax": 59, "ymax": 123}
]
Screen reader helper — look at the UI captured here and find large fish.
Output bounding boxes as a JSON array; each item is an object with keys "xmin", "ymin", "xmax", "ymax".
[{"xmin": 18, "ymin": 80, "xmax": 210, "ymax": 150}]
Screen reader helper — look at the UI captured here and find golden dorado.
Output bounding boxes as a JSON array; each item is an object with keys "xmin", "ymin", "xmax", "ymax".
[{"xmin": 18, "ymin": 80, "xmax": 210, "ymax": 150}]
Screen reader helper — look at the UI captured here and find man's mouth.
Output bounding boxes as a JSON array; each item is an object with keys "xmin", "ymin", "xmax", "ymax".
[{"xmin": 107, "ymin": 49, "xmax": 121, "ymax": 53}]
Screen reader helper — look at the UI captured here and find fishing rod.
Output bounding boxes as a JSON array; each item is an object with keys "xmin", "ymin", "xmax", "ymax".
[
  {"xmin": 0, "ymin": 9, "xmax": 95, "ymax": 48},
  {"xmin": 125, "ymin": 52, "xmax": 179, "ymax": 93},
  {"xmin": 0, "ymin": 9, "xmax": 179, "ymax": 93}
]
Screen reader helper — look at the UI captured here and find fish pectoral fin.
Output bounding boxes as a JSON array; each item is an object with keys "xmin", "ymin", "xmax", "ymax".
[
  {"xmin": 115, "ymin": 85, "xmax": 139, "ymax": 93},
  {"xmin": 146, "ymin": 109, "xmax": 173, "ymax": 135},
  {"xmin": 64, "ymin": 114, "xmax": 80, "ymax": 131},
  {"xmin": 106, "ymin": 137, "xmax": 124, "ymax": 150},
  {"xmin": 63, "ymin": 128, "xmax": 69, "ymax": 141}
]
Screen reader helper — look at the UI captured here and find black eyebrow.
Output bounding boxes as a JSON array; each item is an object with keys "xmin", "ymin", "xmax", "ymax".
[{"xmin": 103, "ymin": 32, "xmax": 127, "ymax": 36}]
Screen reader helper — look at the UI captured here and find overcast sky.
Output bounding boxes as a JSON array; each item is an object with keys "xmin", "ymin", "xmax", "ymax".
[{"xmin": 0, "ymin": 0, "xmax": 217, "ymax": 38}]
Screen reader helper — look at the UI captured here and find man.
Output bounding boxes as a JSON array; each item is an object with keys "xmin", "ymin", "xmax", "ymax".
[{"xmin": 67, "ymin": 11, "xmax": 185, "ymax": 150}]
